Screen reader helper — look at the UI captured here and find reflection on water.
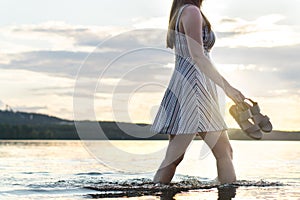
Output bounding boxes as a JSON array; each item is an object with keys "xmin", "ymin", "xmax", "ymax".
[
  {"xmin": 86, "ymin": 184, "xmax": 237, "ymax": 199},
  {"xmin": 0, "ymin": 140, "xmax": 299, "ymax": 199},
  {"xmin": 217, "ymin": 186, "xmax": 236, "ymax": 200}
]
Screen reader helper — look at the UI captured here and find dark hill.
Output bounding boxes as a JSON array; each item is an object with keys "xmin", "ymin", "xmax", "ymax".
[{"xmin": 0, "ymin": 110, "xmax": 299, "ymax": 140}]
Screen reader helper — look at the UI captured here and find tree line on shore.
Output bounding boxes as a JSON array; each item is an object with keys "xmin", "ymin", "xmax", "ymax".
[{"xmin": 0, "ymin": 110, "xmax": 299, "ymax": 140}]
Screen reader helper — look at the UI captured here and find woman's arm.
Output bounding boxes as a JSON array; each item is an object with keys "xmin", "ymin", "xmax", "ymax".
[{"xmin": 180, "ymin": 5, "xmax": 245, "ymax": 103}]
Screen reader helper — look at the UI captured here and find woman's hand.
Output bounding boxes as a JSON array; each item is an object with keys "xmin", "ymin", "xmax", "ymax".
[{"xmin": 224, "ymin": 85, "xmax": 245, "ymax": 103}]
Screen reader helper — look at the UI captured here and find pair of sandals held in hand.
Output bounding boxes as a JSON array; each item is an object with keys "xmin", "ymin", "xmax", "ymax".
[{"xmin": 230, "ymin": 98, "xmax": 272, "ymax": 140}]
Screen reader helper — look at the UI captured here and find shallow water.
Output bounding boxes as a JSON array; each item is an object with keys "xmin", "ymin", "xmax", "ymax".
[{"xmin": 0, "ymin": 140, "xmax": 299, "ymax": 199}]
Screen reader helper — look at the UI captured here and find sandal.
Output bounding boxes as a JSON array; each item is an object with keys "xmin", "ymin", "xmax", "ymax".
[
  {"xmin": 243, "ymin": 98, "xmax": 273, "ymax": 133},
  {"xmin": 229, "ymin": 104, "xmax": 263, "ymax": 140}
]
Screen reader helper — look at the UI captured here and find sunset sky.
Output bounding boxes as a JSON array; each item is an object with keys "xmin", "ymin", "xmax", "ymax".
[{"xmin": 1, "ymin": 0, "xmax": 299, "ymax": 131}]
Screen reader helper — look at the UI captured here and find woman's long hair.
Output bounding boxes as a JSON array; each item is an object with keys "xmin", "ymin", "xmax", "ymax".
[{"xmin": 167, "ymin": 0, "xmax": 211, "ymax": 49}]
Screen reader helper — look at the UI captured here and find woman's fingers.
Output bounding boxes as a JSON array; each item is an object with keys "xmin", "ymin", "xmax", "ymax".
[
  {"xmin": 225, "ymin": 85, "xmax": 245, "ymax": 103},
  {"xmin": 232, "ymin": 90, "xmax": 245, "ymax": 103}
]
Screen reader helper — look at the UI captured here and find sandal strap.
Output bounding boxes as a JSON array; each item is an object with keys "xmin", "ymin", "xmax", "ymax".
[
  {"xmin": 244, "ymin": 124, "xmax": 261, "ymax": 133},
  {"xmin": 259, "ymin": 115, "xmax": 271, "ymax": 127},
  {"xmin": 250, "ymin": 103, "xmax": 260, "ymax": 115},
  {"xmin": 238, "ymin": 109, "xmax": 253, "ymax": 122},
  {"xmin": 245, "ymin": 98, "xmax": 257, "ymax": 105}
]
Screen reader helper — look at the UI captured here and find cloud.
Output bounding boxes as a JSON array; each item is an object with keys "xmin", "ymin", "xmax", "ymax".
[
  {"xmin": 14, "ymin": 105, "xmax": 48, "ymax": 112},
  {"xmin": 1, "ymin": 13, "xmax": 299, "ymax": 55},
  {"xmin": 213, "ymin": 45, "xmax": 300, "ymax": 97},
  {"xmin": 2, "ymin": 49, "xmax": 173, "ymax": 81},
  {"xmin": 1, "ymin": 21, "xmax": 300, "ymax": 125},
  {"xmin": 215, "ymin": 15, "xmax": 300, "ymax": 47},
  {"xmin": 4, "ymin": 22, "xmax": 167, "ymax": 51},
  {"xmin": 214, "ymin": 45, "xmax": 300, "ymax": 67},
  {"xmin": 1, "ymin": 29, "xmax": 175, "ymax": 91},
  {"xmin": 0, "ymin": 21, "xmax": 129, "ymax": 53},
  {"xmin": 2, "ymin": 28, "xmax": 300, "ymax": 99},
  {"xmin": 210, "ymin": 0, "xmax": 300, "ymax": 23},
  {"xmin": 3, "ymin": 50, "xmax": 88, "ymax": 77},
  {"xmin": 29, "ymin": 85, "xmax": 75, "ymax": 96}
]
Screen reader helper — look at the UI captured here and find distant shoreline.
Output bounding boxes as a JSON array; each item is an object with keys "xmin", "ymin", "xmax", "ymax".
[
  {"xmin": 0, "ymin": 109, "xmax": 299, "ymax": 140},
  {"xmin": 0, "ymin": 125, "xmax": 299, "ymax": 141}
]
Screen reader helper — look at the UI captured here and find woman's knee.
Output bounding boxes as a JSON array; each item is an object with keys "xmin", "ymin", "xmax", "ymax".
[{"xmin": 211, "ymin": 132, "xmax": 233, "ymax": 160}]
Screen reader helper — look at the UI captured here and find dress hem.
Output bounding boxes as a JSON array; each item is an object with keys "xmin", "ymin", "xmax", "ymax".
[{"xmin": 152, "ymin": 128, "xmax": 228, "ymax": 135}]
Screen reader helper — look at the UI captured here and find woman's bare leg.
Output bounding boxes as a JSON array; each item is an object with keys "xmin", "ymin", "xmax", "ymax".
[
  {"xmin": 153, "ymin": 133, "xmax": 196, "ymax": 184},
  {"xmin": 198, "ymin": 131, "xmax": 236, "ymax": 184}
]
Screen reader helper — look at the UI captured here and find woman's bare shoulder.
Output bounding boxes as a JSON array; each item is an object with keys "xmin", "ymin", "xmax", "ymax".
[
  {"xmin": 182, "ymin": 4, "xmax": 201, "ymax": 15},
  {"xmin": 181, "ymin": 4, "xmax": 202, "ymax": 24},
  {"xmin": 181, "ymin": 4, "xmax": 202, "ymax": 21}
]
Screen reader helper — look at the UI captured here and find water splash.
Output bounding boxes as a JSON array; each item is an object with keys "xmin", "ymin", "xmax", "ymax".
[{"xmin": 84, "ymin": 176, "xmax": 285, "ymax": 198}]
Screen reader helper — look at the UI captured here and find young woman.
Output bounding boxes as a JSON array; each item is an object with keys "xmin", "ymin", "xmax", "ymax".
[{"xmin": 150, "ymin": 0, "xmax": 245, "ymax": 184}]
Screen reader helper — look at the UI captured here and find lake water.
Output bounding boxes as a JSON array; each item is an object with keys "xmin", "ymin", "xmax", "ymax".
[{"xmin": 0, "ymin": 140, "xmax": 299, "ymax": 199}]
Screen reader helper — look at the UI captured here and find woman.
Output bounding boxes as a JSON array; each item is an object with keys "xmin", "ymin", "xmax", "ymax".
[{"xmin": 150, "ymin": 0, "xmax": 245, "ymax": 184}]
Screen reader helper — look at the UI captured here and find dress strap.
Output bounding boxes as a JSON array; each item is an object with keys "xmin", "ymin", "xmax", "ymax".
[{"xmin": 175, "ymin": 4, "xmax": 192, "ymax": 32}]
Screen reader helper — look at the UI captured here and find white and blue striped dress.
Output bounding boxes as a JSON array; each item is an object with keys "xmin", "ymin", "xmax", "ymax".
[{"xmin": 150, "ymin": 4, "xmax": 228, "ymax": 135}]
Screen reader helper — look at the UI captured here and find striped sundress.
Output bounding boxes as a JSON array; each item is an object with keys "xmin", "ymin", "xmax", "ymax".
[{"xmin": 150, "ymin": 4, "xmax": 228, "ymax": 135}]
